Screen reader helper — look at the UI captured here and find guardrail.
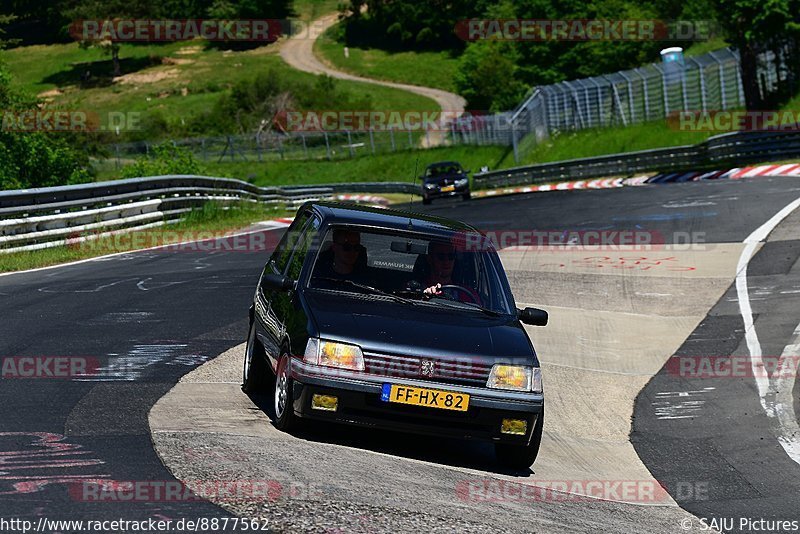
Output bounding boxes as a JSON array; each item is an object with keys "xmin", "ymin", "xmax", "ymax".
[
  {"xmin": 474, "ymin": 129, "xmax": 800, "ymax": 188},
  {"xmin": 0, "ymin": 176, "xmax": 418, "ymax": 254}
]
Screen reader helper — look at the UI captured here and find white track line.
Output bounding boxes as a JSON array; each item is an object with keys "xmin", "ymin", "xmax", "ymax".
[
  {"xmin": 0, "ymin": 220, "xmax": 291, "ymax": 279},
  {"xmin": 736, "ymin": 195, "xmax": 800, "ymax": 465}
]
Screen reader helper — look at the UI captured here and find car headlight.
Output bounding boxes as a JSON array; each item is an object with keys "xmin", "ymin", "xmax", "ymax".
[
  {"xmin": 487, "ymin": 365, "xmax": 542, "ymax": 392},
  {"xmin": 424, "ymin": 183, "xmax": 437, "ymax": 189},
  {"xmin": 304, "ymin": 338, "xmax": 365, "ymax": 371},
  {"xmin": 455, "ymin": 178, "xmax": 469, "ymax": 186}
]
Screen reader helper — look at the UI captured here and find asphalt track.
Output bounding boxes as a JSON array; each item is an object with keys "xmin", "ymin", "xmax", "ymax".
[{"xmin": 2, "ymin": 176, "xmax": 800, "ymax": 532}]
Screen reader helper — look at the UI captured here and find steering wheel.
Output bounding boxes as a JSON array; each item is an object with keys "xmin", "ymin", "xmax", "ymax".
[{"xmin": 438, "ymin": 284, "xmax": 478, "ymax": 304}]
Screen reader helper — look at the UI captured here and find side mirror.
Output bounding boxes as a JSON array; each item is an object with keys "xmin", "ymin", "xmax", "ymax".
[
  {"xmin": 518, "ymin": 307, "xmax": 548, "ymax": 326},
  {"xmin": 262, "ymin": 273, "xmax": 296, "ymax": 291}
]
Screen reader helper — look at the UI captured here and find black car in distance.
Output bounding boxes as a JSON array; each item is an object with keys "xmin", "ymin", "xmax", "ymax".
[
  {"xmin": 244, "ymin": 201, "xmax": 547, "ymax": 469},
  {"xmin": 421, "ymin": 161, "xmax": 471, "ymax": 204}
]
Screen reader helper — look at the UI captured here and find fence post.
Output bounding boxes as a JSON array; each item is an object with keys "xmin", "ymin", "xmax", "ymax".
[
  {"xmin": 389, "ymin": 127, "xmax": 396, "ymax": 151},
  {"xmin": 301, "ymin": 133, "xmax": 308, "ymax": 158},
  {"xmin": 324, "ymin": 132, "xmax": 331, "ymax": 160},
  {"xmin": 636, "ymin": 68, "xmax": 651, "ymax": 120},
  {"xmin": 654, "ymin": 64, "xmax": 669, "ymax": 116},
  {"xmin": 407, "ymin": 129, "xmax": 413, "ymax": 148},
  {"xmin": 733, "ymin": 49, "xmax": 745, "ymax": 107},
  {"xmin": 681, "ymin": 67, "xmax": 689, "ymax": 110},
  {"xmin": 618, "ymin": 72, "xmax": 635, "ymax": 123},
  {"xmin": 690, "ymin": 58, "xmax": 708, "ymax": 111},
  {"xmin": 710, "ymin": 51, "xmax": 727, "ymax": 109},
  {"xmin": 591, "ymin": 78, "xmax": 604, "ymax": 127},
  {"xmin": 511, "ymin": 121, "xmax": 519, "ymax": 163},
  {"xmin": 369, "ymin": 129, "xmax": 375, "ymax": 154},
  {"xmin": 347, "ymin": 130, "xmax": 354, "ymax": 158}
]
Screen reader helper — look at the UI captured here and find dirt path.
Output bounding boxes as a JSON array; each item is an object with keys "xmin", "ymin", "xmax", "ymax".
[{"xmin": 279, "ymin": 13, "xmax": 466, "ymax": 147}]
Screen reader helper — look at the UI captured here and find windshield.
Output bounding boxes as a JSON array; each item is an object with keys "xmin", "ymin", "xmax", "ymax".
[
  {"xmin": 425, "ymin": 164, "xmax": 462, "ymax": 178},
  {"xmin": 307, "ymin": 226, "xmax": 514, "ymax": 315}
]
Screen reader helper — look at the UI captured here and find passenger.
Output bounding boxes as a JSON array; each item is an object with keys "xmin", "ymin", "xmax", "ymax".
[{"xmin": 313, "ymin": 228, "xmax": 368, "ymax": 281}]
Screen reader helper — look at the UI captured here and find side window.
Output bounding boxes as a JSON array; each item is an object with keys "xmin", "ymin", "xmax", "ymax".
[
  {"xmin": 285, "ymin": 216, "xmax": 320, "ymax": 281},
  {"xmin": 268, "ymin": 211, "xmax": 311, "ymax": 275}
]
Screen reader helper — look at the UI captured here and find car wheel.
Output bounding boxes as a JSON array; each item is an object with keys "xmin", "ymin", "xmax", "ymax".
[
  {"xmin": 422, "ymin": 197, "xmax": 432, "ymax": 205},
  {"xmin": 242, "ymin": 321, "xmax": 272, "ymax": 393},
  {"xmin": 462, "ymin": 192, "xmax": 471, "ymax": 201},
  {"xmin": 273, "ymin": 353, "xmax": 301, "ymax": 432},
  {"xmin": 495, "ymin": 408, "xmax": 544, "ymax": 470}
]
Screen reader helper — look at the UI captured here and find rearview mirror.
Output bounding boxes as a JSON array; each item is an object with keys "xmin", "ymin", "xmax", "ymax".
[
  {"xmin": 262, "ymin": 273, "xmax": 296, "ymax": 291},
  {"xmin": 518, "ymin": 307, "xmax": 548, "ymax": 326},
  {"xmin": 390, "ymin": 241, "xmax": 428, "ymax": 255}
]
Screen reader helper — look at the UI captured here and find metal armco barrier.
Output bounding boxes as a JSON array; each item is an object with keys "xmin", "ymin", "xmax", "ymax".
[
  {"xmin": 474, "ymin": 129, "xmax": 800, "ymax": 188},
  {"xmin": 0, "ymin": 176, "xmax": 418, "ymax": 254}
]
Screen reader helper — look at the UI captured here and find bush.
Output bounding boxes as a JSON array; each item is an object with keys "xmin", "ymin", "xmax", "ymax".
[{"xmin": 120, "ymin": 143, "xmax": 205, "ymax": 178}]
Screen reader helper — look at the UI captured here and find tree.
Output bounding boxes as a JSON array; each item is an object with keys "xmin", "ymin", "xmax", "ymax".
[
  {"xmin": 62, "ymin": 0, "xmax": 156, "ymax": 76},
  {"xmin": 455, "ymin": 40, "xmax": 525, "ymax": 111},
  {"xmin": 711, "ymin": 0, "xmax": 800, "ymax": 109}
]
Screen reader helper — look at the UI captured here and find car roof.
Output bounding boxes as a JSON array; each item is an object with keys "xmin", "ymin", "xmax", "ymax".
[
  {"xmin": 300, "ymin": 201, "xmax": 480, "ymax": 237},
  {"xmin": 426, "ymin": 161, "xmax": 461, "ymax": 168}
]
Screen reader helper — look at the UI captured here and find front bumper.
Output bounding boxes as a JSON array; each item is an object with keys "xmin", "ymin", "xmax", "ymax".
[
  {"xmin": 423, "ymin": 183, "xmax": 470, "ymax": 199},
  {"xmin": 288, "ymin": 358, "xmax": 543, "ymax": 444}
]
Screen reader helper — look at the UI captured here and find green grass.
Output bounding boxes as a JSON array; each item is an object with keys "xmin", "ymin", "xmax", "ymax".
[
  {"xmin": 516, "ymin": 121, "xmax": 715, "ymax": 166},
  {"xmin": 314, "ymin": 25, "xmax": 461, "ymax": 93},
  {"xmin": 292, "ymin": 0, "xmax": 341, "ymax": 21},
  {"xmin": 106, "ymin": 145, "xmax": 509, "ymax": 186},
  {"xmin": 0, "ymin": 201, "xmax": 288, "ymax": 273},
  {"xmin": 2, "ymin": 36, "xmax": 437, "ymax": 140}
]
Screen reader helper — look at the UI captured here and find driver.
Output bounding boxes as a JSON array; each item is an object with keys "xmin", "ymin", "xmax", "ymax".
[{"xmin": 422, "ymin": 241, "xmax": 479, "ymax": 303}]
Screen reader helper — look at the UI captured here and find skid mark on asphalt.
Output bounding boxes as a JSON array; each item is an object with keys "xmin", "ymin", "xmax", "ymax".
[
  {"xmin": 74, "ymin": 344, "xmax": 206, "ymax": 382},
  {"xmin": 651, "ymin": 388, "xmax": 716, "ymax": 420}
]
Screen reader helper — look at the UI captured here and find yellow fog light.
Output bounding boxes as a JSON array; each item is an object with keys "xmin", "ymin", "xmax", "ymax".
[
  {"xmin": 501, "ymin": 419, "xmax": 527, "ymax": 435},
  {"xmin": 311, "ymin": 394, "xmax": 338, "ymax": 412}
]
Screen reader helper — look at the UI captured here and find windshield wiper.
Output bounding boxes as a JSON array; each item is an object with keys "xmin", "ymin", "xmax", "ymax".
[
  {"xmin": 313, "ymin": 277, "xmax": 420, "ymax": 306},
  {"xmin": 425, "ymin": 296, "xmax": 505, "ymax": 317}
]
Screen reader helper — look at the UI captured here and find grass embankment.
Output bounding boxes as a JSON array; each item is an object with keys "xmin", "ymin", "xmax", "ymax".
[
  {"xmin": 515, "ymin": 121, "xmax": 716, "ymax": 167},
  {"xmin": 314, "ymin": 25, "xmax": 461, "ymax": 93},
  {"xmin": 0, "ymin": 202, "xmax": 287, "ymax": 273},
  {"xmin": 3, "ymin": 35, "xmax": 437, "ymax": 140}
]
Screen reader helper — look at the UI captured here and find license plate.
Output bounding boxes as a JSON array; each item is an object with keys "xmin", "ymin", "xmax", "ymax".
[
  {"xmin": 441, "ymin": 185, "xmax": 455, "ymax": 192},
  {"xmin": 381, "ymin": 384, "xmax": 469, "ymax": 411}
]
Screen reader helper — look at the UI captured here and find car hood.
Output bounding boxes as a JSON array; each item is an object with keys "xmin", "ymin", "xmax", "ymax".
[{"xmin": 303, "ymin": 291, "xmax": 536, "ymax": 363}]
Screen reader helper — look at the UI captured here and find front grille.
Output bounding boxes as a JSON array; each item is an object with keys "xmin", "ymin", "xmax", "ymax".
[{"xmin": 363, "ymin": 351, "xmax": 492, "ymax": 387}]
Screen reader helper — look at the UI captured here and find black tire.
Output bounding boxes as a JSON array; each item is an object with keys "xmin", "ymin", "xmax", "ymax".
[
  {"xmin": 273, "ymin": 353, "xmax": 302, "ymax": 432},
  {"xmin": 462, "ymin": 192, "xmax": 471, "ymax": 201},
  {"xmin": 495, "ymin": 408, "xmax": 544, "ymax": 470},
  {"xmin": 242, "ymin": 321, "xmax": 272, "ymax": 393},
  {"xmin": 422, "ymin": 197, "xmax": 432, "ymax": 205}
]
